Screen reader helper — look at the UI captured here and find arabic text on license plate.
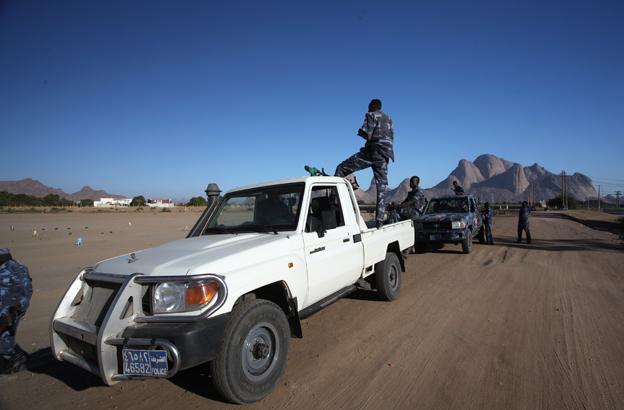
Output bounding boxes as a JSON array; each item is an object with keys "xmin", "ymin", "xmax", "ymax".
[
  {"xmin": 430, "ymin": 234, "xmax": 441, "ymax": 241},
  {"xmin": 122, "ymin": 349, "xmax": 168, "ymax": 377}
]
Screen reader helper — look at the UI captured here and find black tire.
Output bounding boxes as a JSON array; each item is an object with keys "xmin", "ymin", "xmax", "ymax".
[
  {"xmin": 477, "ymin": 226, "xmax": 485, "ymax": 244},
  {"xmin": 374, "ymin": 252, "xmax": 401, "ymax": 301},
  {"xmin": 210, "ymin": 297, "xmax": 290, "ymax": 404},
  {"xmin": 462, "ymin": 231, "xmax": 473, "ymax": 254}
]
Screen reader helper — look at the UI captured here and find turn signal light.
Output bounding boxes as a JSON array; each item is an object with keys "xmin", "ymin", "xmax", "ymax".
[{"xmin": 186, "ymin": 282, "xmax": 219, "ymax": 306}]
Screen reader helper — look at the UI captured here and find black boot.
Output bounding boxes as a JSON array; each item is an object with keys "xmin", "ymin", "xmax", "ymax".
[{"xmin": 0, "ymin": 345, "xmax": 28, "ymax": 375}]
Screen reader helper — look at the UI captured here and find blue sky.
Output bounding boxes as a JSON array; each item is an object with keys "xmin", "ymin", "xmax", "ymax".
[{"xmin": 1, "ymin": 1, "xmax": 623, "ymax": 199}]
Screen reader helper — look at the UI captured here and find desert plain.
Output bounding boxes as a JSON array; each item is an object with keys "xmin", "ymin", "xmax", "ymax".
[{"xmin": 0, "ymin": 209, "xmax": 623, "ymax": 409}]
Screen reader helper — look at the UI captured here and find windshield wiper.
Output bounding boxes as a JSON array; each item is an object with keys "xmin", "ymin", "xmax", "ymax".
[
  {"xmin": 242, "ymin": 224, "xmax": 279, "ymax": 235},
  {"xmin": 204, "ymin": 226, "xmax": 238, "ymax": 235}
]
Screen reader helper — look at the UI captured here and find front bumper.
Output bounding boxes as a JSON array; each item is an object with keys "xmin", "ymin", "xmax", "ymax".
[
  {"xmin": 50, "ymin": 271, "xmax": 229, "ymax": 385},
  {"xmin": 415, "ymin": 229, "xmax": 467, "ymax": 243},
  {"xmin": 121, "ymin": 315, "xmax": 229, "ymax": 371}
]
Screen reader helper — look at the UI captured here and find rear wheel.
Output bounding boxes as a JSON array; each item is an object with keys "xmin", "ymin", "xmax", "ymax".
[
  {"xmin": 462, "ymin": 231, "xmax": 473, "ymax": 254},
  {"xmin": 375, "ymin": 252, "xmax": 401, "ymax": 301},
  {"xmin": 210, "ymin": 298, "xmax": 290, "ymax": 404}
]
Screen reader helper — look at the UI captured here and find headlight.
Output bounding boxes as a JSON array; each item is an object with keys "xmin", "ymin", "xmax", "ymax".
[
  {"xmin": 152, "ymin": 280, "xmax": 221, "ymax": 314},
  {"xmin": 451, "ymin": 221, "xmax": 467, "ymax": 229},
  {"xmin": 153, "ymin": 282, "xmax": 186, "ymax": 313}
]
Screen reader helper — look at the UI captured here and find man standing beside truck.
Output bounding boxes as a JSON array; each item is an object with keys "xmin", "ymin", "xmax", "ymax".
[
  {"xmin": 483, "ymin": 202, "xmax": 494, "ymax": 244},
  {"xmin": 0, "ymin": 249, "xmax": 32, "ymax": 374},
  {"xmin": 335, "ymin": 99, "xmax": 394, "ymax": 228},
  {"xmin": 517, "ymin": 201, "xmax": 531, "ymax": 244}
]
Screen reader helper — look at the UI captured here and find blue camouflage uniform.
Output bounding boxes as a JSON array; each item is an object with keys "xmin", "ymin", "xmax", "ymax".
[
  {"xmin": 0, "ymin": 249, "xmax": 32, "ymax": 357},
  {"xmin": 483, "ymin": 207, "xmax": 494, "ymax": 244},
  {"xmin": 399, "ymin": 188, "xmax": 427, "ymax": 220},
  {"xmin": 335, "ymin": 110, "xmax": 394, "ymax": 223},
  {"xmin": 517, "ymin": 205, "xmax": 531, "ymax": 243}
]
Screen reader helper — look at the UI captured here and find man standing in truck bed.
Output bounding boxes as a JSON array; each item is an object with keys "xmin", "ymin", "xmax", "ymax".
[{"xmin": 335, "ymin": 99, "xmax": 394, "ymax": 228}]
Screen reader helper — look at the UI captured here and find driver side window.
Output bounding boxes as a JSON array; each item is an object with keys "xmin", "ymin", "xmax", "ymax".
[{"xmin": 305, "ymin": 186, "xmax": 345, "ymax": 234}]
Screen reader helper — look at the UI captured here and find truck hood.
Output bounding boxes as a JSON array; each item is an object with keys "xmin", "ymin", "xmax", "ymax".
[
  {"xmin": 415, "ymin": 213, "xmax": 466, "ymax": 223},
  {"xmin": 94, "ymin": 233, "xmax": 293, "ymax": 277}
]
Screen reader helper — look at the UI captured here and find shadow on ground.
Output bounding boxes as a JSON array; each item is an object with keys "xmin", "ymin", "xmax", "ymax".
[
  {"xmin": 495, "ymin": 236, "xmax": 623, "ymax": 253},
  {"xmin": 168, "ymin": 363, "xmax": 226, "ymax": 402},
  {"xmin": 24, "ymin": 347, "xmax": 228, "ymax": 402},
  {"xmin": 539, "ymin": 212, "xmax": 624, "ymax": 239},
  {"xmin": 25, "ymin": 347, "xmax": 105, "ymax": 390}
]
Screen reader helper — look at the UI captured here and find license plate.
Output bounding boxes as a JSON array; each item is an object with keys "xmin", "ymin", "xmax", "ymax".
[
  {"xmin": 430, "ymin": 234, "xmax": 441, "ymax": 241},
  {"xmin": 122, "ymin": 349, "xmax": 168, "ymax": 377}
]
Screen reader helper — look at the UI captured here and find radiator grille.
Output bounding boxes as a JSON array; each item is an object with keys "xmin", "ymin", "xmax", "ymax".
[{"xmin": 70, "ymin": 280, "xmax": 120, "ymax": 327}]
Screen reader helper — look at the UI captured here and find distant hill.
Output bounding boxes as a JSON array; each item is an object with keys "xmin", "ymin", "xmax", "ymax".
[
  {"xmin": 355, "ymin": 154, "xmax": 598, "ymax": 204},
  {"xmin": 0, "ymin": 178, "xmax": 126, "ymax": 201}
]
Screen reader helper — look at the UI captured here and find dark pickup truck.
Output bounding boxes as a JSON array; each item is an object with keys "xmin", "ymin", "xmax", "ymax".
[{"xmin": 413, "ymin": 195, "xmax": 484, "ymax": 253}]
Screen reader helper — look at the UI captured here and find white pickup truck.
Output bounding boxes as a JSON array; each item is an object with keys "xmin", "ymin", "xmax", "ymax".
[{"xmin": 50, "ymin": 176, "xmax": 414, "ymax": 403}]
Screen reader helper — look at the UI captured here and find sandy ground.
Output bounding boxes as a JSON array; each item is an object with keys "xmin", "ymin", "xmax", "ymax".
[{"xmin": 0, "ymin": 211, "xmax": 623, "ymax": 409}]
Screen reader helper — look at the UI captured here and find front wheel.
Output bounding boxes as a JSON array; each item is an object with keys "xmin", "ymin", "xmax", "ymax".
[
  {"xmin": 375, "ymin": 252, "xmax": 402, "ymax": 301},
  {"xmin": 210, "ymin": 298, "xmax": 290, "ymax": 404}
]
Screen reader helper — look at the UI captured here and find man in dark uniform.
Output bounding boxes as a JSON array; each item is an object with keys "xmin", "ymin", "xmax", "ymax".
[
  {"xmin": 517, "ymin": 201, "xmax": 531, "ymax": 244},
  {"xmin": 483, "ymin": 202, "xmax": 494, "ymax": 244},
  {"xmin": 0, "ymin": 249, "xmax": 32, "ymax": 374},
  {"xmin": 452, "ymin": 180, "xmax": 464, "ymax": 196},
  {"xmin": 388, "ymin": 176, "xmax": 427, "ymax": 222},
  {"xmin": 335, "ymin": 99, "xmax": 393, "ymax": 229}
]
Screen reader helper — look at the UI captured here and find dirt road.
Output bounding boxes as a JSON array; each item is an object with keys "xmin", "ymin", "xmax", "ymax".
[{"xmin": 1, "ymin": 212, "xmax": 623, "ymax": 409}]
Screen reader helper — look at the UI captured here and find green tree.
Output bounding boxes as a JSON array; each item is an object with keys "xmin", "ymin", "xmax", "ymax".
[
  {"xmin": 43, "ymin": 194, "xmax": 61, "ymax": 206},
  {"xmin": 131, "ymin": 195, "xmax": 146, "ymax": 207},
  {"xmin": 187, "ymin": 196, "xmax": 207, "ymax": 206},
  {"xmin": 80, "ymin": 199, "xmax": 94, "ymax": 207},
  {"xmin": 0, "ymin": 191, "xmax": 14, "ymax": 206},
  {"xmin": 547, "ymin": 195, "xmax": 579, "ymax": 209}
]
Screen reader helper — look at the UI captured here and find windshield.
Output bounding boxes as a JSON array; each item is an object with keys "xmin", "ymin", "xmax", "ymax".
[
  {"xmin": 425, "ymin": 198, "xmax": 469, "ymax": 214},
  {"xmin": 204, "ymin": 183, "xmax": 304, "ymax": 234}
]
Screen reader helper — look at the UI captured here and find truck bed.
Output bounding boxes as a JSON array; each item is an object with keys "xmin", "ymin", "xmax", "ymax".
[{"xmin": 360, "ymin": 219, "xmax": 414, "ymax": 272}]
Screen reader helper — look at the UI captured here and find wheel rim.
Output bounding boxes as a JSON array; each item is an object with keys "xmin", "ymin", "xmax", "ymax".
[
  {"xmin": 388, "ymin": 263, "xmax": 399, "ymax": 290},
  {"xmin": 241, "ymin": 321, "xmax": 280, "ymax": 382}
]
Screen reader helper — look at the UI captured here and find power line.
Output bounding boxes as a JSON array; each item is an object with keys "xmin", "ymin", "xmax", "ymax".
[{"xmin": 588, "ymin": 176, "xmax": 624, "ymax": 183}]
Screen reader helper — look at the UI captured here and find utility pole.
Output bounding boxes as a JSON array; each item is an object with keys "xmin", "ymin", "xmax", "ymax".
[
  {"xmin": 598, "ymin": 185, "xmax": 601, "ymax": 212},
  {"xmin": 564, "ymin": 171, "xmax": 568, "ymax": 209},
  {"xmin": 560, "ymin": 172, "xmax": 564, "ymax": 208},
  {"xmin": 616, "ymin": 190, "xmax": 621, "ymax": 208},
  {"xmin": 561, "ymin": 171, "xmax": 567, "ymax": 209}
]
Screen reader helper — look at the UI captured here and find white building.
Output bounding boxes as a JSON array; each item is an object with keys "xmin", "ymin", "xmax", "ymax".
[
  {"xmin": 147, "ymin": 199, "xmax": 175, "ymax": 208},
  {"xmin": 94, "ymin": 197, "xmax": 132, "ymax": 208}
]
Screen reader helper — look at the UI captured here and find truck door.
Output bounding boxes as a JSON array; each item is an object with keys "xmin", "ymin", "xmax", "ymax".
[{"xmin": 303, "ymin": 183, "xmax": 364, "ymax": 306}]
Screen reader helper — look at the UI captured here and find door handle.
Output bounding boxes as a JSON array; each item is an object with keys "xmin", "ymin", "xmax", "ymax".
[
  {"xmin": 310, "ymin": 246, "xmax": 325, "ymax": 254},
  {"xmin": 343, "ymin": 238, "xmax": 350, "ymax": 243}
]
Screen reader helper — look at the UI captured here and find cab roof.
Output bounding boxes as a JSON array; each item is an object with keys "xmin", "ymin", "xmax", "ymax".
[{"xmin": 225, "ymin": 176, "xmax": 347, "ymax": 194}]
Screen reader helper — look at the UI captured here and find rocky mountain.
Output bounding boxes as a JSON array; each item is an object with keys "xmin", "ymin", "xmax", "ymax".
[
  {"xmin": 354, "ymin": 154, "xmax": 598, "ymax": 204},
  {"xmin": 433, "ymin": 159, "xmax": 485, "ymax": 191},
  {"xmin": 0, "ymin": 178, "xmax": 125, "ymax": 201}
]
